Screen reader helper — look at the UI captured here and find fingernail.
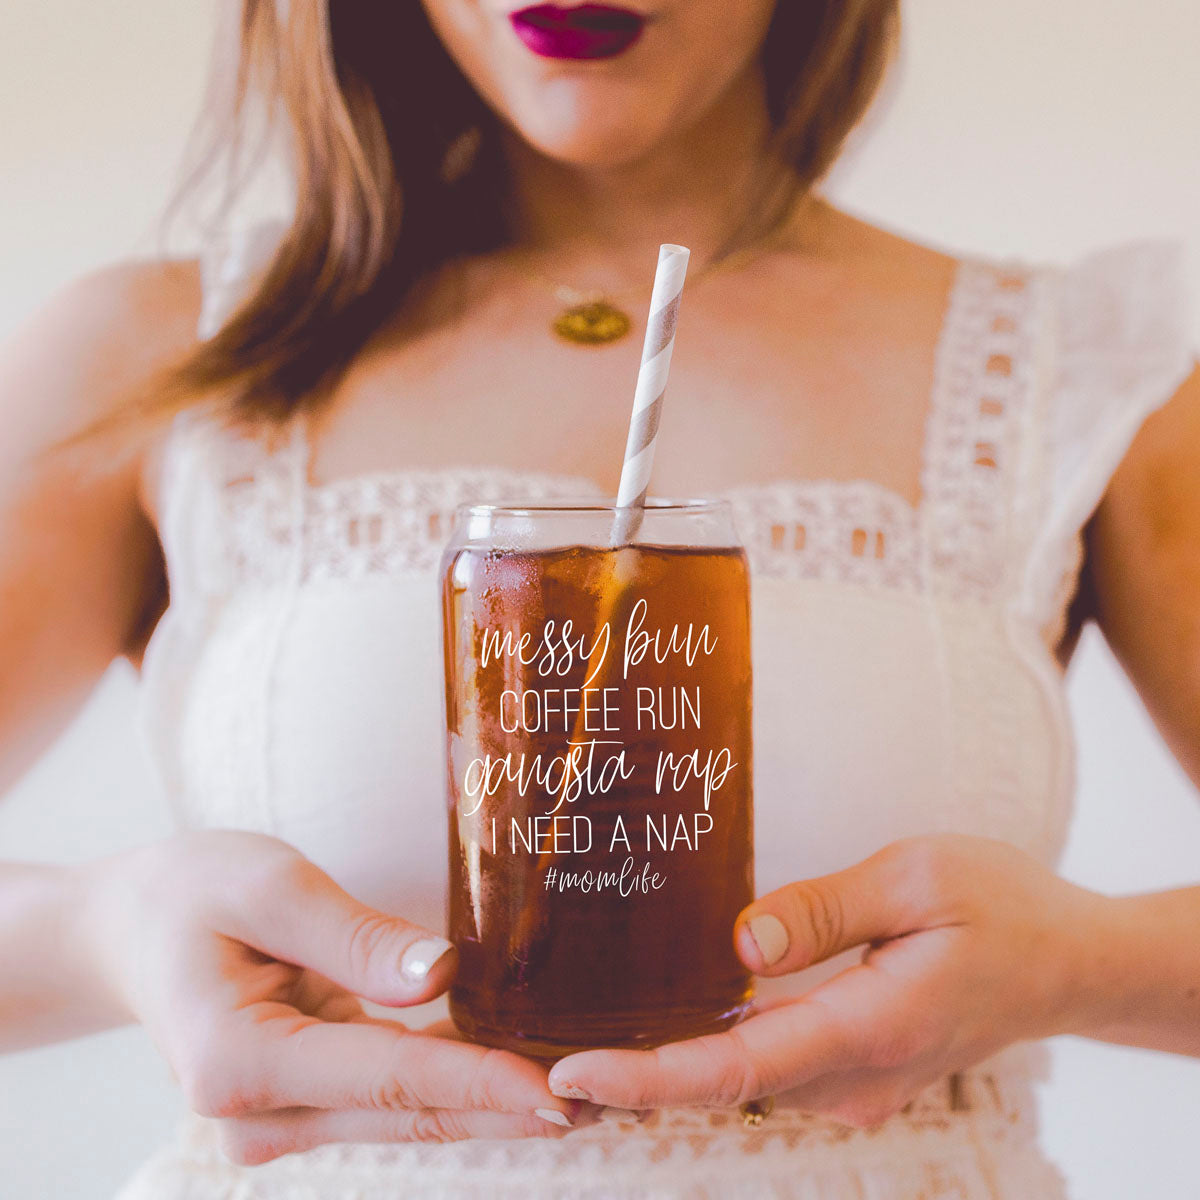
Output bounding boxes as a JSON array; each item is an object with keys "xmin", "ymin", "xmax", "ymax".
[
  {"xmin": 535, "ymin": 1107, "xmax": 574, "ymax": 1128},
  {"xmin": 597, "ymin": 1106, "xmax": 648, "ymax": 1124},
  {"xmin": 745, "ymin": 914, "xmax": 789, "ymax": 966},
  {"xmin": 399, "ymin": 937, "xmax": 454, "ymax": 983},
  {"xmin": 550, "ymin": 1082, "xmax": 592, "ymax": 1101}
]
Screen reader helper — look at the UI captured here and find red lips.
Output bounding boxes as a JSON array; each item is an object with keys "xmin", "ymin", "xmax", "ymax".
[{"xmin": 509, "ymin": 4, "xmax": 646, "ymax": 61}]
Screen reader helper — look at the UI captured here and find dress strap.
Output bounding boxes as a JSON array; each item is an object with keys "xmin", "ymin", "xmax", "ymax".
[{"xmin": 918, "ymin": 256, "xmax": 1049, "ymax": 603}]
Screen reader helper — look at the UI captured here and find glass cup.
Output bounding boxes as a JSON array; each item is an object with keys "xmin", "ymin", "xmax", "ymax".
[{"xmin": 440, "ymin": 499, "xmax": 754, "ymax": 1060}]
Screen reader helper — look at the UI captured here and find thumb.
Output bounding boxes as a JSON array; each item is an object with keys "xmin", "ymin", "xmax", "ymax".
[
  {"xmin": 734, "ymin": 839, "xmax": 941, "ymax": 976},
  {"xmin": 221, "ymin": 853, "xmax": 457, "ymax": 1007}
]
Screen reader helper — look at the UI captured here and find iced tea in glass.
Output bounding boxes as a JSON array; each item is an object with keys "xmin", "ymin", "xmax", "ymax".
[{"xmin": 441, "ymin": 499, "xmax": 753, "ymax": 1059}]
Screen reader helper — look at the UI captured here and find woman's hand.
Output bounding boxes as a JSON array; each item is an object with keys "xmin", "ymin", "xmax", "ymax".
[
  {"xmin": 548, "ymin": 834, "xmax": 1110, "ymax": 1127},
  {"xmin": 79, "ymin": 830, "xmax": 578, "ymax": 1163}
]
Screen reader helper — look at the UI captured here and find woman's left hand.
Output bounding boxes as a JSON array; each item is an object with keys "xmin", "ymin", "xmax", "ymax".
[{"xmin": 548, "ymin": 834, "xmax": 1110, "ymax": 1127}]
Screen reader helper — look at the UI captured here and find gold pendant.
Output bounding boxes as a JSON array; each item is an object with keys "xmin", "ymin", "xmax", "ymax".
[{"xmin": 553, "ymin": 300, "xmax": 632, "ymax": 346}]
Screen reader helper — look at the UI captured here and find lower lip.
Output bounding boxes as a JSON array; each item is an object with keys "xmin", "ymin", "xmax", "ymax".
[{"xmin": 509, "ymin": 5, "xmax": 646, "ymax": 61}]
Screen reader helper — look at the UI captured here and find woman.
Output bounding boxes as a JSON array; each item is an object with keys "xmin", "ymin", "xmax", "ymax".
[{"xmin": 2, "ymin": 0, "xmax": 1197, "ymax": 1196}]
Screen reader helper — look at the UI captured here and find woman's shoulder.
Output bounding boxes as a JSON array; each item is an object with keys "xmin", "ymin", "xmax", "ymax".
[
  {"xmin": 800, "ymin": 202, "xmax": 960, "ymax": 298},
  {"xmin": 830, "ymin": 211, "xmax": 1192, "ymax": 413},
  {"xmin": 1030, "ymin": 239, "xmax": 1193, "ymax": 461},
  {"xmin": 815, "ymin": 202, "xmax": 1189, "ymax": 314},
  {"xmin": 0, "ymin": 259, "xmax": 205, "ymax": 668},
  {"xmin": 1079, "ymin": 242, "xmax": 1198, "ymax": 560},
  {"xmin": 1049, "ymin": 240, "xmax": 1191, "ymax": 376},
  {"xmin": 41, "ymin": 256, "xmax": 200, "ymax": 360},
  {"xmin": 1, "ymin": 257, "xmax": 203, "ymax": 441},
  {"xmin": 0, "ymin": 257, "xmax": 204, "ymax": 480},
  {"xmin": 0, "ymin": 258, "xmax": 207, "ymax": 561},
  {"xmin": 1010, "ymin": 235, "xmax": 1194, "ymax": 652},
  {"xmin": 820, "ymin": 208, "xmax": 1197, "ymax": 624}
]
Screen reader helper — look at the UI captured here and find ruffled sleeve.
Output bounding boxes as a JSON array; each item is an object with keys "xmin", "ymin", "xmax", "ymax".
[{"xmin": 1017, "ymin": 240, "xmax": 1195, "ymax": 644}]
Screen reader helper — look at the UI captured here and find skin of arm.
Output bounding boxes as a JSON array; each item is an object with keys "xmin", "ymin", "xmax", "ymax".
[
  {"xmin": 0, "ymin": 262, "xmax": 194, "ymax": 1044},
  {"xmin": 1070, "ymin": 361, "xmax": 1200, "ymax": 1053},
  {"xmin": 0, "ymin": 261, "xmax": 196, "ymax": 786}
]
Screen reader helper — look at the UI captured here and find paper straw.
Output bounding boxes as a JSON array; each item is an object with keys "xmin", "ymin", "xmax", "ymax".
[
  {"xmin": 612, "ymin": 243, "xmax": 690, "ymax": 545},
  {"xmin": 504, "ymin": 244, "xmax": 692, "ymax": 978}
]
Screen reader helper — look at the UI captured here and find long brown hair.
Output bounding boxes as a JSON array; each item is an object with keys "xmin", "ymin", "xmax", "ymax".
[{"xmin": 150, "ymin": 0, "xmax": 899, "ymax": 428}]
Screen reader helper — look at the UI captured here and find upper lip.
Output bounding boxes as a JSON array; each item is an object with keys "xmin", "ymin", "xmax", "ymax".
[
  {"xmin": 508, "ymin": 3, "xmax": 649, "ymax": 26},
  {"xmin": 507, "ymin": 2, "xmax": 649, "ymax": 13}
]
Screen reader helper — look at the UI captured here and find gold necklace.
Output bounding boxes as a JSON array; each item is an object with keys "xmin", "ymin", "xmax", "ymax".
[
  {"xmin": 519, "ymin": 194, "xmax": 810, "ymax": 347},
  {"xmin": 551, "ymin": 289, "xmax": 635, "ymax": 346},
  {"xmin": 519, "ymin": 269, "xmax": 666, "ymax": 346}
]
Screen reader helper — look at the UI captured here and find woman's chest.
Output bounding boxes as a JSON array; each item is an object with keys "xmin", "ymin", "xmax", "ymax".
[{"xmin": 305, "ymin": 266, "xmax": 942, "ymax": 506}]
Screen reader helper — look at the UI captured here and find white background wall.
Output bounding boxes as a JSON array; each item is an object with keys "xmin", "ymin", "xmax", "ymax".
[{"xmin": 1, "ymin": 1, "xmax": 1199, "ymax": 1197}]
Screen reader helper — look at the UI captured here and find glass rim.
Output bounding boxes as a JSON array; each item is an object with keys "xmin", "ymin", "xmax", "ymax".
[{"xmin": 456, "ymin": 496, "xmax": 732, "ymax": 518}]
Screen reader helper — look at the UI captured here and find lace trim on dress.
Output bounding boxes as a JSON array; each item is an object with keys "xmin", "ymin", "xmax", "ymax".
[
  {"xmin": 175, "ymin": 260, "xmax": 1050, "ymax": 617},
  {"xmin": 302, "ymin": 470, "xmax": 600, "ymax": 583},
  {"xmin": 921, "ymin": 262, "xmax": 1042, "ymax": 600},
  {"xmin": 725, "ymin": 479, "xmax": 923, "ymax": 592}
]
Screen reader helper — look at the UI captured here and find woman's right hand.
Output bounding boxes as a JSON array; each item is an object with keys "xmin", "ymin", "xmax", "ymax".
[{"xmin": 79, "ymin": 829, "xmax": 579, "ymax": 1163}]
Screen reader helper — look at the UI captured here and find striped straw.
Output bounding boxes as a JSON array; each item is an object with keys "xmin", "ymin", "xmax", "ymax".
[
  {"xmin": 612, "ymin": 243, "xmax": 690, "ymax": 544},
  {"xmin": 504, "ymin": 245, "xmax": 690, "ymax": 969}
]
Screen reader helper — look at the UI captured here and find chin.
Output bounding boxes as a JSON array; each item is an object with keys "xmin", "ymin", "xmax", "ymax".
[{"xmin": 505, "ymin": 80, "xmax": 671, "ymax": 168}]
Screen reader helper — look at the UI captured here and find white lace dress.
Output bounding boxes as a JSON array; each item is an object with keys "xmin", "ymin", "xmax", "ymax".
[{"xmin": 117, "ymin": 231, "xmax": 1193, "ymax": 1199}]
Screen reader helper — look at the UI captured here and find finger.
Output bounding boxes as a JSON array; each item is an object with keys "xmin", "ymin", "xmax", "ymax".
[
  {"xmin": 218, "ymin": 1104, "xmax": 573, "ymax": 1165},
  {"xmin": 289, "ymin": 965, "xmax": 370, "ymax": 1024},
  {"xmin": 414, "ymin": 1016, "xmax": 467, "ymax": 1040},
  {"xmin": 548, "ymin": 998, "xmax": 860, "ymax": 1109},
  {"xmin": 771, "ymin": 1064, "xmax": 919, "ymax": 1130},
  {"xmin": 734, "ymin": 837, "xmax": 962, "ymax": 975},
  {"xmin": 233, "ymin": 1017, "xmax": 578, "ymax": 1122},
  {"xmin": 216, "ymin": 849, "xmax": 457, "ymax": 1007}
]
